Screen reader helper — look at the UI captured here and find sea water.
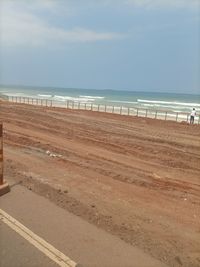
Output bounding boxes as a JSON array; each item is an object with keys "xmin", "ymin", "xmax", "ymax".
[{"xmin": 0, "ymin": 85, "xmax": 200, "ymax": 114}]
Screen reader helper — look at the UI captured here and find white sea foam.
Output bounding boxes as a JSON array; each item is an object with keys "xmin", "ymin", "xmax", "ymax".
[
  {"xmin": 79, "ymin": 95, "xmax": 105, "ymax": 99},
  {"xmin": 110, "ymin": 100, "xmax": 138, "ymax": 104},
  {"xmin": 137, "ymin": 99, "xmax": 200, "ymax": 107},
  {"xmin": 142, "ymin": 103, "xmax": 196, "ymax": 110},
  {"xmin": 3, "ymin": 92, "xmax": 26, "ymax": 96},
  {"xmin": 53, "ymin": 95, "xmax": 94, "ymax": 103},
  {"xmin": 38, "ymin": 94, "xmax": 52, "ymax": 98}
]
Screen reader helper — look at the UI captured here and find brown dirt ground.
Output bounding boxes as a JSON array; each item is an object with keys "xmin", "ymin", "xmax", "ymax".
[{"xmin": 1, "ymin": 101, "xmax": 200, "ymax": 267}]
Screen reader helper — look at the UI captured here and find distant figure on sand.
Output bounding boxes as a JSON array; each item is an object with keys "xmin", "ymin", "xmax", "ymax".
[{"xmin": 190, "ymin": 108, "xmax": 196, "ymax": 124}]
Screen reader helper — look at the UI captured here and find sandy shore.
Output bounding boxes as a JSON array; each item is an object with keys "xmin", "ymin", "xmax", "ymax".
[{"xmin": 1, "ymin": 101, "xmax": 200, "ymax": 267}]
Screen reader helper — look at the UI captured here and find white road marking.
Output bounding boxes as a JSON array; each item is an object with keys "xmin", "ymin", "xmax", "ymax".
[{"xmin": 0, "ymin": 208, "xmax": 77, "ymax": 267}]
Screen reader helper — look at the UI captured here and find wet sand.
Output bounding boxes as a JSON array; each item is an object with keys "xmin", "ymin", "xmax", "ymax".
[{"xmin": 1, "ymin": 101, "xmax": 200, "ymax": 267}]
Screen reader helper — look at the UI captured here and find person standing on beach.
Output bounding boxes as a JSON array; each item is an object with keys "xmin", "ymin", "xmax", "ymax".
[{"xmin": 190, "ymin": 108, "xmax": 196, "ymax": 124}]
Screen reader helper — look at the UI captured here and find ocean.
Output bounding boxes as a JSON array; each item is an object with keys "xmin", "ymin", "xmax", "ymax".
[{"xmin": 0, "ymin": 85, "xmax": 200, "ymax": 114}]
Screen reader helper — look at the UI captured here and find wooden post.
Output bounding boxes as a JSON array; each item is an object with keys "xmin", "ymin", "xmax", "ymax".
[
  {"xmin": 0, "ymin": 124, "xmax": 3, "ymax": 185},
  {"xmin": 0, "ymin": 123, "xmax": 10, "ymax": 195},
  {"xmin": 176, "ymin": 113, "xmax": 178, "ymax": 122},
  {"xmin": 187, "ymin": 114, "xmax": 190, "ymax": 123}
]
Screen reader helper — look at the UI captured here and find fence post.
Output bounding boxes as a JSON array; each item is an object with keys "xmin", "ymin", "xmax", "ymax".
[
  {"xmin": 187, "ymin": 114, "xmax": 189, "ymax": 123},
  {"xmin": 176, "ymin": 113, "xmax": 178, "ymax": 122},
  {"xmin": 0, "ymin": 123, "xmax": 10, "ymax": 195},
  {"xmin": 0, "ymin": 124, "xmax": 3, "ymax": 186}
]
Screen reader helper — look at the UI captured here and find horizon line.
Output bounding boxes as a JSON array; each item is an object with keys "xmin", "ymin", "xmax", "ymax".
[{"xmin": 0, "ymin": 83, "xmax": 200, "ymax": 96}]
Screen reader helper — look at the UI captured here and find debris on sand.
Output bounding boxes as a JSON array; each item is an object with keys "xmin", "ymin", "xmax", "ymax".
[{"xmin": 46, "ymin": 150, "xmax": 62, "ymax": 158}]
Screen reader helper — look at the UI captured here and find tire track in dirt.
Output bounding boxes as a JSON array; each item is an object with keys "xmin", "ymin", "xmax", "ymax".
[{"xmin": 1, "ymin": 101, "xmax": 200, "ymax": 267}]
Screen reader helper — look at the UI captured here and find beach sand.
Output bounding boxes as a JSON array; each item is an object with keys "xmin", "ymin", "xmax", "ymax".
[{"xmin": 1, "ymin": 101, "xmax": 200, "ymax": 267}]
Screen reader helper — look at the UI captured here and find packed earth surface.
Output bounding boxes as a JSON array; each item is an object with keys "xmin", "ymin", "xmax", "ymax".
[{"xmin": 1, "ymin": 101, "xmax": 200, "ymax": 267}]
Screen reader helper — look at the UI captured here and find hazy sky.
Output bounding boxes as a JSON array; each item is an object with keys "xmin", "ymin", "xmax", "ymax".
[{"xmin": 0, "ymin": 0, "xmax": 199, "ymax": 93}]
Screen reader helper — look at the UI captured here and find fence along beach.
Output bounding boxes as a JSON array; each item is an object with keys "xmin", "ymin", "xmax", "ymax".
[{"xmin": 6, "ymin": 95, "xmax": 200, "ymax": 124}]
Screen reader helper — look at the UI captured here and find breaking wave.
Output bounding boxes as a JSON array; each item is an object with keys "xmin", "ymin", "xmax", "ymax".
[{"xmin": 137, "ymin": 99, "xmax": 200, "ymax": 107}]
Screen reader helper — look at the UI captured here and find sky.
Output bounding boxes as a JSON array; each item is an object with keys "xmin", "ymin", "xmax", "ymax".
[{"xmin": 0, "ymin": 0, "xmax": 199, "ymax": 94}]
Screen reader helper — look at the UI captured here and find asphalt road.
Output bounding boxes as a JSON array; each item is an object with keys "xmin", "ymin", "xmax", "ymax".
[
  {"xmin": 0, "ymin": 222, "xmax": 58, "ymax": 267},
  {"xmin": 0, "ymin": 179, "xmax": 167, "ymax": 267}
]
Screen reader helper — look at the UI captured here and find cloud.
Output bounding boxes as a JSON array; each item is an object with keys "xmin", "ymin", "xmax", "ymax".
[
  {"xmin": 0, "ymin": 2, "xmax": 123, "ymax": 47},
  {"xmin": 125, "ymin": 0, "xmax": 200, "ymax": 9}
]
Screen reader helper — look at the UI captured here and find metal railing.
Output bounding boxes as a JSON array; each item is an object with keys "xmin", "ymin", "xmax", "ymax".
[{"xmin": 7, "ymin": 96, "xmax": 200, "ymax": 124}]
